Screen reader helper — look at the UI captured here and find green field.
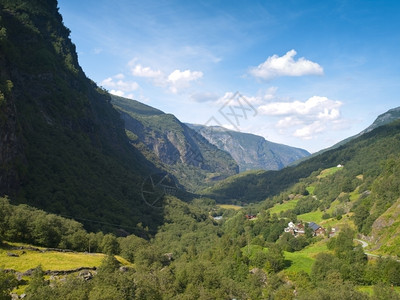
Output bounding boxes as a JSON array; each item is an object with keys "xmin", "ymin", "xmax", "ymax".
[
  {"xmin": 268, "ymin": 199, "xmax": 299, "ymax": 215},
  {"xmin": 297, "ymin": 210, "xmax": 324, "ymax": 223},
  {"xmin": 0, "ymin": 242, "xmax": 131, "ymax": 273},
  {"xmin": 317, "ymin": 166, "xmax": 343, "ymax": 179},
  {"xmin": 284, "ymin": 241, "xmax": 329, "ymax": 273},
  {"xmin": 217, "ymin": 204, "xmax": 243, "ymax": 210},
  {"xmin": 306, "ymin": 185, "xmax": 315, "ymax": 195}
]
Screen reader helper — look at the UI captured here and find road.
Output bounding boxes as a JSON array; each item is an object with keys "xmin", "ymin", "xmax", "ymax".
[{"xmin": 354, "ymin": 239, "xmax": 396, "ymax": 259}]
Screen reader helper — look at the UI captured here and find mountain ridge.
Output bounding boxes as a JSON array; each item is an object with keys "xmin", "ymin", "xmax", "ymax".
[
  {"xmin": 187, "ymin": 123, "xmax": 310, "ymax": 172},
  {"xmin": 111, "ymin": 95, "xmax": 239, "ymax": 191}
]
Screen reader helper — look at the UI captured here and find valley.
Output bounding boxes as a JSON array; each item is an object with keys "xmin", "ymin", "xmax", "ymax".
[{"xmin": 1, "ymin": 0, "xmax": 400, "ymax": 299}]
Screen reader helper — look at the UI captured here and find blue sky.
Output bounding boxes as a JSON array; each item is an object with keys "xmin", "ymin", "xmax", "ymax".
[{"xmin": 58, "ymin": 0, "xmax": 400, "ymax": 153}]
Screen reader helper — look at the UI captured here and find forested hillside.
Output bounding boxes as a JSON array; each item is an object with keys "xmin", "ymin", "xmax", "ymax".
[
  {"xmin": 0, "ymin": 0, "xmax": 163, "ymax": 233},
  {"xmin": 203, "ymin": 119, "xmax": 400, "ymax": 205},
  {"xmin": 111, "ymin": 95, "xmax": 238, "ymax": 191}
]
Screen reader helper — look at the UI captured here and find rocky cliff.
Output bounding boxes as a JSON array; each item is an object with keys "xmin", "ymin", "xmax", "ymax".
[{"xmin": 0, "ymin": 0, "xmax": 162, "ymax": 233}]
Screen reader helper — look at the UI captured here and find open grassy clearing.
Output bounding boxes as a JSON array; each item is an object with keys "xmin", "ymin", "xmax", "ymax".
[
  {"xmin": 0, "ymin": 242, "xmax": 131, "ymax": 272},
  {"xmin": 317, "ymin": 166, "xmax": 343, "ymax": 179},
  {"xmin": 297, "ymin": 210, "xmax": 324, "ymax": 223},
  {"xmin": 320, "ymin": 214, "xmax": 355, "ymax": 229},
  {"xmin": 306, "ymin": 185, "xmax": 315, "ymax": 195},
  {"xmin": 283, "ymin": 240, "xmax": 329, "ymax": 274},
  {"xmin": 357, "ymin": 285, "xmax": 400, "ymax": 296},
  {"xmin": 268, "ymin": 199, "xmax": 299, "ymax": 215},
  {"xmin": 217, "ymin": 204, "xmax": 242, "ymax": 210}
]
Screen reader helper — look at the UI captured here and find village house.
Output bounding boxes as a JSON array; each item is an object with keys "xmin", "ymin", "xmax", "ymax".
[
  {"xmin": 308, "ymin": 222, "xmax": 326, "ymax": 236},
  {"xmin": 245, "ymin": 214, "xmax": 257, "ymax": 220},
  {"xmin": 284, "ymin": 221, "xmax": 305, "ymax": 237},
  {"xmin": 284, "ymin": 221, "xmax": 338, "ymax": 238}
]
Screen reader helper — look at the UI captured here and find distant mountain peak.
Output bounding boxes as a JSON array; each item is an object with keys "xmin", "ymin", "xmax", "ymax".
[
  {"xmin": 187, "ymin": 124, "xmax": 310, "ymax": 172},
  {"xmin": 361, "ymin": 106, "xmax": 400, "ymax": 135}
]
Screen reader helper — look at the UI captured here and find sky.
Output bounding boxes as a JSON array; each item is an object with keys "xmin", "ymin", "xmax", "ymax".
[{"xmin": 57, "ymin": 0, "xmax": 400, "ymax": 153}]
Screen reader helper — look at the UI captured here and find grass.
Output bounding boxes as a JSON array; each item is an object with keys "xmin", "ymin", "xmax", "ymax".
[
  {"xmin": 217, "ymin": 204, "xmax": 242, "ymax": 210},
  {"xmin": 0, "ymin": 242, "xmax": 131, "ymax": 273},
  {"xmin": 317, "ymin": 166, "xmax": 343, "ymax": 179},
  {"xmin": 284, "ymin": 240, "xmax": 329, "ymax": 274},
  {"xmin": 358, "ymin": 285, "xmax": 400, "ymax": 296},
  {"xmin": 320, "ymin": 213, "xmax": 355, "ymax": 229},
  {"xmin": 297, "ymin": 210, "xmax": 324, "ymax": 223},
  {"xmin": 268, "ymin": 199, "xmax": 299, "ymax": 215},
  {"xmin": 306, "ymin": 185, "xmax": 315, "ymax": 195}
]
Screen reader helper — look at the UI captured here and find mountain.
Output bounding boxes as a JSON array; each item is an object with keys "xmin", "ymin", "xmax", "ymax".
[
  {"xmin": 360, "ymin": 106, "xmax": 400, "ymax": 134},
  {"xmin": 294, "ymin": 106, "xmax": 400, "ymax": 164},
  {"xmin": 187, "ymin": 124, "xmax": 310, "ymax": 172},
  {"xmin": 203, "ymin": 119, "xmax": 400, "ymax": 204},
  {"xmin": 111, "ymin": 95, "xmax": 239, "ymax": 192},
  {"xmin": 0, "ymin": 0, "xmax": 164, "ymax": 234}
]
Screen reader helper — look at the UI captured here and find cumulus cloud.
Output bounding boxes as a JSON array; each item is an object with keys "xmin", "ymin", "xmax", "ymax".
[
  {"xmin": 100, "ymin": 74, "xmax": 139, "ymax": 99},
  {"xmin": 167, "ymin": 69, "xmax": 203, "ymax": 94},
  {"xmin": 128, "ymin": 60, "xmax": 203, "ymax": 94},
  {"xmin": 249, "ymin": 49, "xmax": 324, "ymax": 80},
  {"xmin": 293, "ymin": 121, "xmax": 325, "ymax": 139},
  {"xmin": 131, "ymin": 64, "xmax": 163, "ymax": 78},
  {"xmin": 259, "ymin": 96, "xmax": 341, "ymax": 117},
  {"xmin": 259, "ymin": 96, "xmax": 343, "ymax": 140}
]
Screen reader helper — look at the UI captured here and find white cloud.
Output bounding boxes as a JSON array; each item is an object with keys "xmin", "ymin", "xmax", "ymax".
[
  {"xmin": 101, "ymin": 77, "xmax": 139, "ymax": 92},
  {"xmin": 258, "ymin": 96, "xmax": 341, "ymax": 117},
  {"xmin": 249, "ymin": 49, "xmax": 324, "ymax": 80},
  {"xmin": 258, "ymin": 96, "xmax": 343, "ymax": 140},
  {"xmin": 131, "ymin": 64, "xmax": 163, "ymax": 78},
  {"xmin": 276, "ymin": 116, "xmax": 303, "ymax": 128},
  {"xmin": 167, "ymin": 69, "xmax": 203, "ymax": 94},
  {"xmin": 167, "ymin": 69, "xmax": 203, "ymax": 83},
  {"xmin": 293, "ymin": 121, "xmax": 325, "ymax": 139},
  {"xmin": 100, "ymin": 74, "xmax": 139, "ymax": 99},
  {"xmin": 109, "ymin": 89, "xmax": 124, "ymax": 97},
  {"xmin": 128, "ymin": 60, "xmax": 203, "ymax": 94}
]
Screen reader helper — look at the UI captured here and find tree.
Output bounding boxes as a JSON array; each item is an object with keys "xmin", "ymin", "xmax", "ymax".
[
  {"xmin": 100, "ymin": 234, "xmax": 120, "ymax": 255},
  {"xmin": 0, "ymin": 269, "xmax": 17, "ymax": 300},
  {"xmin": 265, "ymin": 245, "xmax": 285, "ymax": 273},
  {"xmin": 25, "ymin": 266, "xmax": 53, "ymax": 299}
]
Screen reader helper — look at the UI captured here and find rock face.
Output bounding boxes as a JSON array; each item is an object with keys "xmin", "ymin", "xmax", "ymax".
[
  {"xmin": 369, "ymin": 198, "xmax": 400, "ymax": 255},
  {"xmin": 0, "ymin": 0, "xmax": 164, "ymax": 232},
  {"xmin": 112, "ymin": 96, "xmax": 239, "ymax": 191},
  {"xmin": 187, "ymin": 124, "xmax": 310, "ymax": 172}
]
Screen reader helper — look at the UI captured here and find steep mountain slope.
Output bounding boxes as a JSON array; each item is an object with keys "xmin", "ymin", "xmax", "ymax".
[
  {"xmin": 0, "ymin": 0, "xmax": 163, "ymax": 233},
  {"xmin": 188, "ymin": 124, "xmax": 310, "ymax": 172},
  {"xmin": 369, "ymin": 197, "xmax": 400, "ymax": 256},
  {"xmin": 203, "ymin": 119, "xmax": 400, "ymax": 204},
  {"xmin": 111, "ymin": 95, "xmax": 239, "ymax": 191}
]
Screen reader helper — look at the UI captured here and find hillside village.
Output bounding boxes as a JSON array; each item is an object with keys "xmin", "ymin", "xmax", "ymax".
[{"xmin": 284, "ymin": 221, "xmax": 338, "ymax": 237}]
